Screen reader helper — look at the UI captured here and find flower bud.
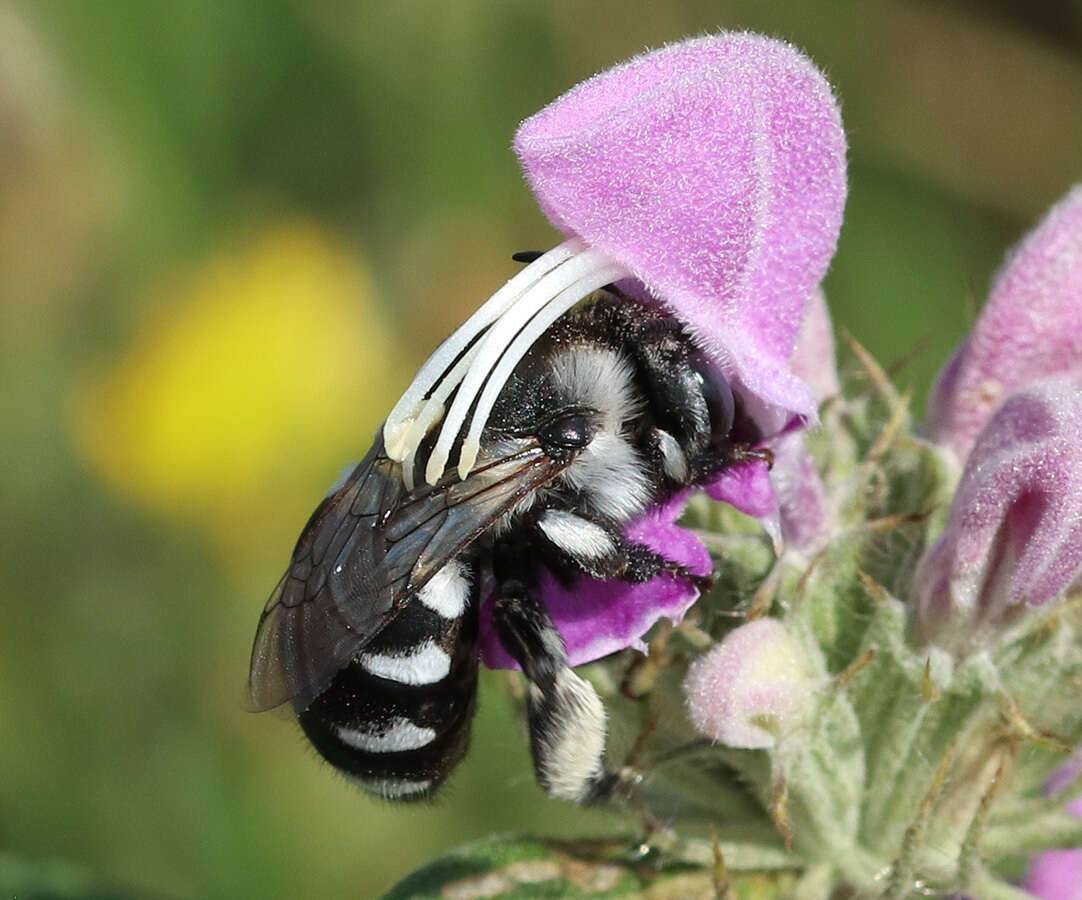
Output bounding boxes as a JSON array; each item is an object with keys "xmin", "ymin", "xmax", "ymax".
[
  {"xmin": 927, "ymin": 185, "xmax": 1082, "ymax": 462},
  {"xmin": 683, "ymin": 618, "xmax": 816, "ymax": 748},
  {"xmin": 914, "ymin": 380, "xmax": 1082, "ymax": 646}
]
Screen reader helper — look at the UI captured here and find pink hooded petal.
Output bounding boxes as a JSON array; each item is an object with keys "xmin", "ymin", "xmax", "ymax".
[
  {"xmin": 927, "ymin": 185, "xmax": 1082, "ymax": 461},
  {"xmin": 914, "ymin": 380, "xmax": 1082, "ymax": 640},
  {"xmin": 765, "ymin": 293, "xmax": 838, "ymax": 554},
  {"xmin": 515, "ymin": 33, "xmax": 848, "ymax": 435},
  {"xmin": 791, "ymin": 289, "xmax": 840, "ymax": 404},
  {"xmin": 479, "ymin": 494, "xmax": 711, "ymax": 669},
  {"xmin": 684, "ymin": 618, "xmax": 815, "ymax": 748}
]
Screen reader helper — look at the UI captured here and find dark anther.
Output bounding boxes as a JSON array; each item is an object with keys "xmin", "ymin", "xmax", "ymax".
[
  {"xmin": 660, "ymin": 560, "xmax": 716, "ymax": 594},
  {"xmin": 730, "ymin": 445, "xmax": 775, "ymax": 470}
]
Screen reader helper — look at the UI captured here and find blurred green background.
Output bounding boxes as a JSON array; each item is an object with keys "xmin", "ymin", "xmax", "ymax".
[{"xmin": 1, "ymin": 1, "xmax": 1080, "ymax": 897}]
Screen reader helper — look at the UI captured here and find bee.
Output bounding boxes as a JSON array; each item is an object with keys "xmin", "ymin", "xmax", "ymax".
[{"xmin": 248, "ymin": 270, "xmax": 764, "ymax": 804}]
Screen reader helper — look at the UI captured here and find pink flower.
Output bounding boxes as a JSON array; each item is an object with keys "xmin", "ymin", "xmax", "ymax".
[
  {"xmin": 1023, "ymin": 754, "xmax": 1082, "ymax": 900},
  {"xmin": 914, "ymin": 380, "xmax": 1082, "ymax": 648},
  {"xmin": 1026, "ymin": 845, "xmax": 1082, "ymax": 900},
  {"xmin": 916, "ymin": 186, "xmax": 1082, "ymax": 886},
  {"xmin": 771, "ymin": 290, "xmax": 839, "ymax": 556},
  {"xmin": 771, "ymin": 434, "xmax": 834, "ymax": 556},
  {"xmin": 384, "ymin": 34, "xmax": 846, "ymax": 667},
  {"xmin": 384, "ymin": 33, "xmax": 846, "ymax": 483},
  {"xmin": 479, "ymin": 494, "xmax": 712, "ymax": 668},
  {"xmin": 789, "ymin": 290, "xmax": 840, "ymax": 406},
  {"xmin": 927, "ymin": 185, "xmax": 1082, "ymax": 463}
]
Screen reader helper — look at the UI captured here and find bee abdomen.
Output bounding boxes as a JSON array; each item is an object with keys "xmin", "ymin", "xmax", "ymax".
[
  {"xmin": 297, "ymin": 562, "xmax": 479, "ymax": 802},
  {"xmin": 300, "ymin": 670, "xmax": 478, "ymax": 801}
]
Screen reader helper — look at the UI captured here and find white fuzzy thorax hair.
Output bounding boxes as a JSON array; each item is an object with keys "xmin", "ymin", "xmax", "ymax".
[{"xmin": 549, "ymin": 344, "xmax": 650, "ymax": 522}]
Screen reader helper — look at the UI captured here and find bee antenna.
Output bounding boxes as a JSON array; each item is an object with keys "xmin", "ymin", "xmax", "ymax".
[{"xmin": 512, "ymin": 250, "xmax": 544, "ymax": 264}]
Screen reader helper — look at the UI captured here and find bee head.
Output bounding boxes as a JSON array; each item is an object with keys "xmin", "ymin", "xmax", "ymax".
[{"xmin": 485, "ymin": 341, "xmax": 650, "ymax": 523}]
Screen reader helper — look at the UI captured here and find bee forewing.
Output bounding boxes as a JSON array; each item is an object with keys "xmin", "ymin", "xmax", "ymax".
[
  {"xmin": 248, "ymin": 432, "xmax": 566, "ymax": 712},
  {"xmin": 247, "ymin": 445, "xmax": 404, "ymax": 712}
]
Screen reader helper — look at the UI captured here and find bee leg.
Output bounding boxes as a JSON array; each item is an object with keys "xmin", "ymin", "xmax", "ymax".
[
  {"xmin": 491, "ymin": 583, "xmax": 619, "ymax": 805},
  {"xmin": 534, "ymin": 509, "xmax": 714, "ymax": 591},
  {"xmin": 647, "ymin": 427, "xmax": 691, "ymax": 485},
  {"xmin": 623, "ymin": 542, "xmax": 715, "ymax": 592}
]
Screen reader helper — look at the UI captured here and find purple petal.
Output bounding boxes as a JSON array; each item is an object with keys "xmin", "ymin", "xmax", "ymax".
[
  {"xmin": 515, "ymin": 33, "xmax": 848, "ymax": 435},
  {"xmin": 927, "ymin": 185, "xmax": 1082, "ymax": 462},
  {"xmin": 1025, "ymin": 850, "xmax": 1082, "ymax": 900},
  {"xmin": 478, "ymin": 494, "xmax": 711, "ymax": 669},
  {"xmin": 914, "ymin": 380, "xmax": 1082, "ymax": 641},
  {"xmin": 705, "ymin": 459, "xmax": 778, "ymax": 519},
  {"xmin": 1047, "ymin": 750, "xmax": 1082, "ymax": 796},
  {"xmin": 1023, "ymin": 752, "xmax": 1082, "ymax": 899},
  {"xmin": 683, "ymin": 618, "xmax": 815, "ymax": 749}
]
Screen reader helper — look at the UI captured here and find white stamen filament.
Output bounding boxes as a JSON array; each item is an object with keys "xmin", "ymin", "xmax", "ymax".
[
  {"xmin": 423, "ymin": 247, "xmax": 630, "ymax": 485},
  {"xmin": 383, "ymin": 240, "xmax": 580, "ymax": 460},
  {"xmin": 399, "ymin": 340, "xmax": 483, "ymax": 491},
  {"xmin": 452, "ymin": 261, "xmax": 627, "ymax": 481}
]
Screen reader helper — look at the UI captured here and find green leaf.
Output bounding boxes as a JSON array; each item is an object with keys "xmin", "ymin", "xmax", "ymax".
[{"xmin": 382, "ymin": 834, "xmax": 799, "ymax": 899}]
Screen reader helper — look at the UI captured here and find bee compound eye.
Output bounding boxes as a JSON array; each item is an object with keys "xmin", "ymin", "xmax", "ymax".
[
  {"xmin": 540, "ymin": 414, "xmax": 595, "ymax": 455},
  {"xmin": 690, "ymin": 353, "xmax": 736, "ymax": 442}
]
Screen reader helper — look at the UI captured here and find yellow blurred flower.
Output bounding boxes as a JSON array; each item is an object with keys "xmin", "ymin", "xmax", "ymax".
[{"xmin": 73, "ymin": 222, "xmax": 403, "ymax": 558}]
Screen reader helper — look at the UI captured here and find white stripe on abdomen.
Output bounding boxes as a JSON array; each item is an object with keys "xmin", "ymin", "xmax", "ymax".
[
  {"xmin": 347, "ymin": 775, "xmax": 432, "ymax": 799},
  {"xmin": 334, "ymin": 718, "xmax": 437, "ymax": 753},
  {"xmin": 360, "ymin": 639, "xmax": 451, "ymax": 685}
]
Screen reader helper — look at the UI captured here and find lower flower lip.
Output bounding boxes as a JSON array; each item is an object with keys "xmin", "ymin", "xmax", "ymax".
[{"xmin": 478, "ymin": 489, "xmax": 712, "ymax": 670}]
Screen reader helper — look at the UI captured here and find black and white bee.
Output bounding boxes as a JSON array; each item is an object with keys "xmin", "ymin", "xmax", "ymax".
[{"xmin": 248, "ymin": 251, "xmax": 765, "ymax": 805}]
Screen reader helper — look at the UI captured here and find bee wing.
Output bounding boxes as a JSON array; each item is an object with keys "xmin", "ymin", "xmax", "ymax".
[
  {"xmin": 247, "ymin": 441, "xmax": 402, "ymax": 712},
  {"xmin": 248, "ymin": 432, "xmax": 559, "ymax": 712}
]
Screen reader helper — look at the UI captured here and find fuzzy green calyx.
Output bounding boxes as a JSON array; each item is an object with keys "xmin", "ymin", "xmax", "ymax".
[{"xmin": 388, "ymin": 343, "xmax": 1082, "ymax": 900}]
